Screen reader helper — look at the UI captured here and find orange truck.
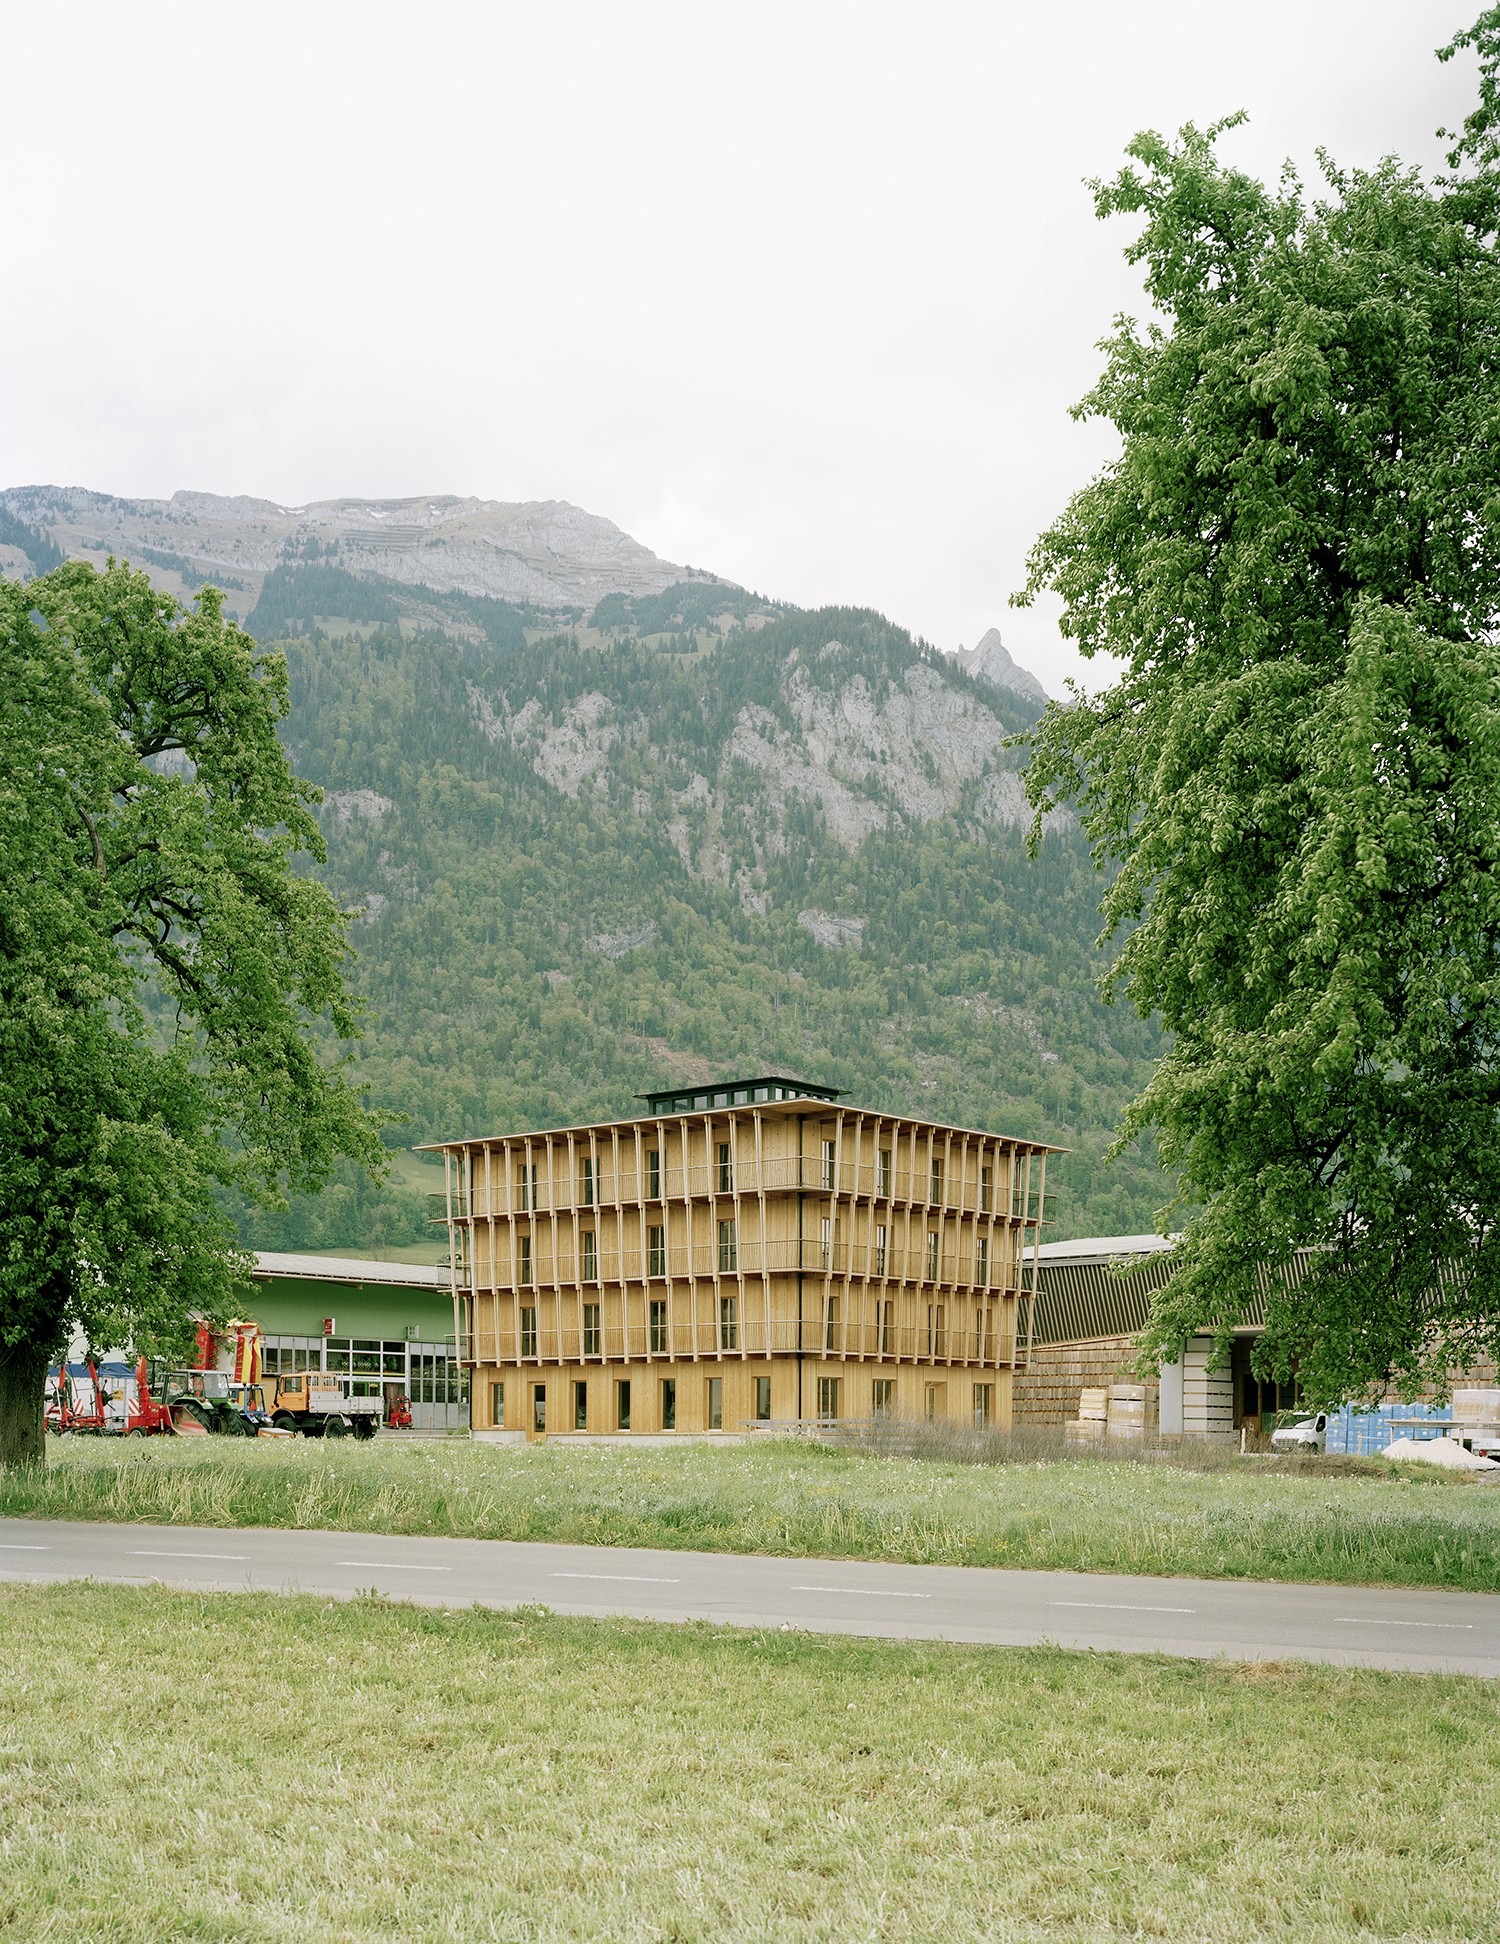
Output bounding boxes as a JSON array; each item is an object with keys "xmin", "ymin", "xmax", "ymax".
[{"xmin": 266, "ymin": 1371, "xmax": 381, "ymax": 1439}]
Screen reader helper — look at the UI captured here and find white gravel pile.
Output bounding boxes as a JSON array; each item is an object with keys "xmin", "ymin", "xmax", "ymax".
[{"xmin": 1383, "ymin": 1435, "xmax": 1500, "ymax": 1472}]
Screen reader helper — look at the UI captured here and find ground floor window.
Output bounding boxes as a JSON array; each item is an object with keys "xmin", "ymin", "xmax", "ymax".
[
  {"xmin": 872, "ymin": 1378, "xmax": 895, "ymax": 1419},
  {"xmin": 532, "ymin": 1384, "xmax": 547, "ymax": 1434},
  {"xmin": 925, "ymin": 1385, "xmax": 939, "ymax": 1423},
  {"xmin": 491, "ymin": 1382, "xmax": 505, "ymax": 1427},
  {"xmin": 755, "ymin": 1375, "xmax": 772, "ymax": 1421},
  {"xmin": 973, "ymin": 1383, "xmax": 994, "ymax": 1428},
  {"xmin": 707, "ymin": 1376, "xmax": 723, "ymax": 1430},
  {"xmin": 574, "ymin": 1379, "xmax": 588, "ymax": 1431},
  {"xmin": 817, "ymin": 1376, "xmax": 840, "ymax": 1421},
  {"xmin": 661, "ymin": 1377, "xmax": 676, "ymax": 1431},
  {"xmin": 617, "ymin": 1379, "xmax": 631, "ymax": 1431}
]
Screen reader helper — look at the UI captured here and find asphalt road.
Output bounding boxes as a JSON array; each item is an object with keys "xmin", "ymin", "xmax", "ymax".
[{"xmin": 2, "ymin": 1516, "xmax": 1496, "ymax": 1674}]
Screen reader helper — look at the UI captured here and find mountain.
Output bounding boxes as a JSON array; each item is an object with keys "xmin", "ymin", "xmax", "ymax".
[
  {"xmin": 951, "ymin": 628, "xmax": 1048, "ymax": 704},
  {"xmin": 0, "ymin": 485, "xmax": 712, "ymax": 620},
  {"xmin": 2, "ymin": 484, "xmax": 1161, "ymax": 1247}
]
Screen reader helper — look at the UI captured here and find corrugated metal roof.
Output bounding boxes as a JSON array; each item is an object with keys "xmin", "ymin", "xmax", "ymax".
[
  {"xmin": 1035, "ymin": 1235, "xmax": 1175, "ymax": 1263},
  {"xmin": 251, "ymin": 1251, "xmax": 450, "ymax": 1288}
]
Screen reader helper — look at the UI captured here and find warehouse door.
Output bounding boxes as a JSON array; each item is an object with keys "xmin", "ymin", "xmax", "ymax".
[{"xmin": 408, "ymin": 1345, "xmax": 469, "ymax": 1431}]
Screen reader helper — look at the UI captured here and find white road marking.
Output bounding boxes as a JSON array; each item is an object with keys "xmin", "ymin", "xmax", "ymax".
[
  {"xmin": 552, "ymin": 1572, "xmax": 683, "ymax": 1583},
  {"xmin": 129, "ymin": 1549, "xmax": 248, "ymax": 1561},
  {"xmin": 1335, "ymin": 1618, "xmax": 1474, "ymax": 1630},
  {"xmin": 793, "ymin": 1585, "xmax": 931, "ymax": 1599},
  {"xmin": 1050, "ymin": 1601, "xmax": 1196, "ymax": 1613},
  {"xmin": 0, "ymin": 1544, "xmax": 50, "ymax": 1551},
  {"xmin": 336, "ymin": 1561, "xmax": 452, "ymax": 1572}
]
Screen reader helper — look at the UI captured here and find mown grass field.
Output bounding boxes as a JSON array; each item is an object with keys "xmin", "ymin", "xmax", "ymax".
[
  {"xmin": 1, "ymin": 1582, "xmax": 1496, "ymax": 1941},
  {"xmin": 5, "ymin": 1432, "xmax": 1499, "ymax": 1591}
]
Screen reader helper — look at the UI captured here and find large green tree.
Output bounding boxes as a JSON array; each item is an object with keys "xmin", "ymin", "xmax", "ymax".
[
  {"xmin": 0, "ymin": 561, "xmax": 385, "ymax": 1467},
  {"xmin": 1019, "ymin": 12, "xmax": 1500, "ymax": 1404}
]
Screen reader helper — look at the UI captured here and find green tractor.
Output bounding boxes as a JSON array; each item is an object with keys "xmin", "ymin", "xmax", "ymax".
[{"xmin": 162, "ymin": 1369, "xmax": 273, "ymax": 1437}]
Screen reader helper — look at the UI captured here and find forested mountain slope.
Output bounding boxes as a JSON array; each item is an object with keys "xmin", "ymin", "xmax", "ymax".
[
  {"xmin": 252, "ymin": 605, "xmax": 1165, "ymax": 1246},
  {"xmin": 3, "ymin": 488, "xmax": 1167, "ymax": 1245}
]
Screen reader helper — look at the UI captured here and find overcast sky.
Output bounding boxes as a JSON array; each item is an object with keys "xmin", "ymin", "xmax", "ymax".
[{"xmin": 1, "ymin": 0, "xmax": 1483, "ymax": 691}]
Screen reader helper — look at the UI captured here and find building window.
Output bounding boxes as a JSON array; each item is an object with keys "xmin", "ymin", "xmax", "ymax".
[
  {"xmin": 929, "ymin": 1157, "xmax": 944, "ymax": 1203},
  {"xmin": 976, "ymin": 1235, "xmax": 989, "ymax": 1290},
  {"xmin": 879, "ymin": 1300, "xmax": 893, "ymax": 1355},
  {"xmin": 583, "ymin": 1302, "xmax": 601, "ymax": 1356},
  {"xmin": 872, "ymin": 1378, "xmax": 895, "ymax": 1419},
  {"xmin": 490, "ymin": 1381, "xmax": 505, "ymax": 1427},
  {"xmin": 717, "ymin": 1141, "xmax": 733, "ymax": 1194},
  {"xmin": 817, "ymin": 1376, "xmax": 840, "ymax": 1421},
  {"xmin": 532, "ymin": 1384, "xmax": 547, "ymax": 1434},
  {"xmin": 926, "ymin": 1304, "xmax": 945, "ymax": 1357},
  {"xmin": 873, "ymin": 1224, "xmax": 887, "ymax": 1276},
  {"xmin": 819, "ymin": 1215, "xmax": 832, "ymax": 1271},
  {"xmin": 823, "ymin": 1295, "xmax": 837, "ymax": 1352},
  {"xmin": 518, "ymin": 1162, "xmax": 536, "ymax": 1212},
  {"xmin": 718, "ymin": 1219, "xmax": 737, "ymax": 1273},
  {"xmin": 648, "ymin": 1224, "xmax": 666, "ymax": 1277},
  {"xmin": 518, "ymin": 1235, "xmax": 534, "ymax": 1287},
  {"xmin": 974, "ymin": 1383, "xmax": 994, "ymax": 1428},
  {"xmin": 661, "ymin": 1378, "xmax": 676, "ymax": 1430},
  {"xmin": 925, "ymin": 1385, "xmax": 939, "ymax": 1423},
  {"xmin": 821, "ymin": 1139, "xmax": 836, "ymax": 1191},
  {"xmin": 877, "ymin": 1148, "xmax": 892, "ymax": 1197},
  {"xmin": 520, "ymin": 1306, "xmax": 538, "ymax": 1358},
  {"xmin": 707, "ymin": 1377, "xmax": 723, "ymax": 1431},
  {"xmin": 925, "ymin": 1232, "xmax": 939, "ymax": 1281},
  {"xmin": 980, "ymin": 1163, "xmax": 992, "ymax": 1213},
  {"xmin": 574, "ymin": 1379, "xmax": 588, "ymax": 1430},
  {"xmin": 755, "ymin": 1375, "xmax": 772, "ymax": 1421},
  {"xmin": 617, "ymin": 1379, "xmax": 631, "ymax": 1431},
  {"xmin": 649, "ymin": 1299, "xmax": 668, "ymax": 1354},
  {"xmin": 647, "ymin": 1149, "xmax": 661, "ymax": 1199},
  {"xmin": 581, "ymin": 1232, "xmax": 598, "ymax": 1282},
  {"xmin": 719, "ymin": 1295, "xmax": 738, "ymax": 1351}
]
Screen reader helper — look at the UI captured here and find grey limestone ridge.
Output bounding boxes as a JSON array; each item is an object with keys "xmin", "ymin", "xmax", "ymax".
[
  {"xmin": 0, "ymin": 485, "xmax": 695, "ymax": 614},
  {"xmin": 952, "ymin": 628, "xmax": 1048, "ymax": 704}
]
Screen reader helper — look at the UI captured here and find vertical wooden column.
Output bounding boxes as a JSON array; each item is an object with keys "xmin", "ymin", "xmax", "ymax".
[
  {"xmin": 752, "ymin": 1107, "xmax": 771, "ymax": 1357},
  {"xmin": 730, "ymin": 1111, "xmax": 747, "ymax": 1358}
]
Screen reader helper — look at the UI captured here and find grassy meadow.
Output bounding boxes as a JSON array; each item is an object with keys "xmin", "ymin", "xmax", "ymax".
[
  {"xmin": 2, "ymin": 1582, "xmax": 1497, "ymax": 1941},
  {"xmin": 4, "ymin": 1432, "xmax": 1499, "ymax": 1591}
]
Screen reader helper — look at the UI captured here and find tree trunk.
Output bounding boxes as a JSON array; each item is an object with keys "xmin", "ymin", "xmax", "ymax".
[{"xmin": 0, "ymin": 1339, "xmax": 49, "ymax": 1470}]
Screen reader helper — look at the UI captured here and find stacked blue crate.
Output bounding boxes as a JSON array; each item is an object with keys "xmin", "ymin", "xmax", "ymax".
[{"xmin": 1325, "ymin": 1401, "xmax": 1451, "ymax": 1455}]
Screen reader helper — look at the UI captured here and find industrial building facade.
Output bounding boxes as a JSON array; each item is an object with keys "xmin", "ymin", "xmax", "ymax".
[{"xmin": 428, "ymin": 1077, "xmax": 1056, "ymax": 1438}]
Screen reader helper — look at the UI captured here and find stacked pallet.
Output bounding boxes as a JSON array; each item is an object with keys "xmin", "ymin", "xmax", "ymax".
[
  {"xmin": 1106, "ymin": 1382, "xmax": 1158, "ymax": 1441},
  {"xmin": 1063, "ymin": 1386, "xmax": 1108, "ymax": 1446},
  {"xmin": 1013, "ymin": 1334, "xmax": 1142, "ymax": 1427}
]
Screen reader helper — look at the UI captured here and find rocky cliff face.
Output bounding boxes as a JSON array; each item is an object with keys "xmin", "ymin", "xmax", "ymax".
[
  {"xmin": 0, "ymin": 485, "xmax": 694, "ymax": 617},
  {"xmin": 952, "ymin": 627, "xmax": 1048, "ymax": 704}
]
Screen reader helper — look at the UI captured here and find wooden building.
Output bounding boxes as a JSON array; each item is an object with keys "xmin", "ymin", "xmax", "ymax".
[{"xmin": 426, "ymin": 1077, "xmax": 1057, "ymax": 1439}]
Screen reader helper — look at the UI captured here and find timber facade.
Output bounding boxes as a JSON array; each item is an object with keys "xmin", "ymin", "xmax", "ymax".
[{"xmin": 427, "ymin": 1077, "xmax": 1057, "ymax": 1438}]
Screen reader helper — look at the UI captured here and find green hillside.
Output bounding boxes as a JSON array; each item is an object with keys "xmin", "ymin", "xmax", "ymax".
[{"xmin": 229, "ymin": 595, "xmax": 1168, "ymax": 1251}]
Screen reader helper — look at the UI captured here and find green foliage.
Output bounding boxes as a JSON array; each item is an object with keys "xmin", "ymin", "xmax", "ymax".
[
  {"xmin": 120, "ymin": 544, "xmax": 246, "ymax": 592},
  {"xmin": 590, "ymin": 578, "xmax": 778, "ymax": 634},
  {"xmin": 246, "ymin": 563, "xmax": 402, "ymax": 635},
  {"xmin": 1019, "ymin": 16, "xmax": 1500, "ymax": 1402},
  {"xmin": 0, "ymin": 561, "xmax": 386, "ymax": 1464},
  {"xmin": 0, "ymin": 504, "xmax": 64, "ymax": 577}
]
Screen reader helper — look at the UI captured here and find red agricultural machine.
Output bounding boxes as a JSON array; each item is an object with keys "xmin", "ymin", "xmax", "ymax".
[{"xmin": 46, "ymin": 1357, "xmax": 176, "ymax": 1437}]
